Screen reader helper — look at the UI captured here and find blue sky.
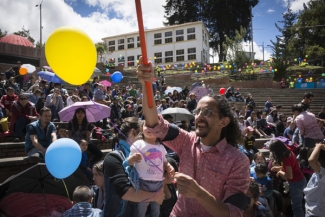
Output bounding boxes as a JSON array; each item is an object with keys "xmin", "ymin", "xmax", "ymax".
[{"xmin": 0, "ymin": 0, "xmax": 309, "ymax": 61}]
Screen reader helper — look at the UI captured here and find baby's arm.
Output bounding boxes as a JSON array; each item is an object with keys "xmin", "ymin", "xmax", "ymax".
[{"xmin": 127, "ymin": 153, "xmax": 142, "ymax": 166}]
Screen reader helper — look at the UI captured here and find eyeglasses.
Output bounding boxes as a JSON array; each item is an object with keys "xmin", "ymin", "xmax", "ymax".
[
  {"xmin": 19, "ymin": 98, "xmax": 28, "ymax": 100},
  {"xmin": 193, "ymin": 108, "xmax": 218, "ymax": 117}
]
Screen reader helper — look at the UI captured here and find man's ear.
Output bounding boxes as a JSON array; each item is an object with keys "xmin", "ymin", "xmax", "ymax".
[
  {"xmin": 89, "ymin": 197, "xmax": 93, "ymax": 203},
  {"xmin": 220, "ymin": 117, "xmax": 230, "ymax": 128}
]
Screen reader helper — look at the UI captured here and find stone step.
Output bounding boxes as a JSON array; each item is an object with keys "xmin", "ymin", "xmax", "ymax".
[
  {"xmin": 0, "ymin": 139, "xmax": 113, "ymax": 159},
  {"xmin": 0, "ymin": 149, "xmax": 113, "ymax": 183}
]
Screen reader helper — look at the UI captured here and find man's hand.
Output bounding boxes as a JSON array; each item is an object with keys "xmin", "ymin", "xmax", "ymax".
[
  {"xmin": 153, "ymin": 187, "xmax": 165, "ymax": 205},
  {"xmin": 136, "ymin": 56, "xmax": 154, "ymax": 86},
  {"xmin": 174, "ymin": 172, "xmax": 202, "ymax": 199},
  {"xmin": 165, "ymin": 162, "xmax": 175, "ymax": 180},
  {"xmin": 127, "ymin": 153, "xmax": 142, "ymax": 165}
]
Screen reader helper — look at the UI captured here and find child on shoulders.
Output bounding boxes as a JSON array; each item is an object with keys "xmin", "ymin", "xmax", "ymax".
[{"xmin": 124, "ymin": 122, "xmax": 174, "ymax": 217}]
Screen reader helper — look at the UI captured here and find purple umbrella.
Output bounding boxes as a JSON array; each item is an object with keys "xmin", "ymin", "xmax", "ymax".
[
  {"xmin": 58, "ymin": 101, "xmax": 111, "ymax": 123},
  {"xmin": 190, "ymin": 86, "xmax": 209, "ymax": 101},
  {"xmin": 191, "ymin": 82, "xmax": 202, "ymax": 91}
]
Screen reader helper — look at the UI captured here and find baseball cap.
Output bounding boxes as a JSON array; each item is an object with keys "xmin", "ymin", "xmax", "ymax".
[{"xmin": 246, "ymin": 126, "xmax": 254, "ymax": 132}]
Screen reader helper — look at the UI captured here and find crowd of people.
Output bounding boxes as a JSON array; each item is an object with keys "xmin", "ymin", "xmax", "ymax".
[{"xmin": 2, "ymin": 60, "xmax": 325, "ymax": 217}]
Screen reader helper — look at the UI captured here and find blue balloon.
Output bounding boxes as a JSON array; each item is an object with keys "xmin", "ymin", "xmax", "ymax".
[
  {"xmin": 234, "ymin": 69, "xmax": 237, "ymax": 73},
  {"xmin": 111, "ymin": 71, "xmax": 123, "ymax": 83},
  {"xmin": 45, "ymin": 138, "xmax": 81, "ymax": 179},
  {"xmin": 321, "ymin": 79, "xmax": 324, "ymax": 82},
  {"xmin": 105, "ymin": 68, "xmax": 109, "ymax": 72},
  {"xmin": 298, "ymin": 79, "xmax": 302, "ymax": 83},
  {"xmin": 272, "ymin": 70, "xmax": 274, "ymax": 73}
]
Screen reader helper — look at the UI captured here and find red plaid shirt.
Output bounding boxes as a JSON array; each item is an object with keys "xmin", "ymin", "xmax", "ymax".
[
  {"xmin": 147, "ymin": 115, "xmax": 250, "ymax": 217},
  {"xmin": 296, "ymin": 111, "xmax": 324, "ymax": 140}
]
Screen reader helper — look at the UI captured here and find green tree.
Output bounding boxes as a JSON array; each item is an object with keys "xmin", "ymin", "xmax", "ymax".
[
  {"xmin": 95, "ymin": 42, "xmax": 107, "ymax": 63},
  {"xmin": 270, "ymin": 39, "xmax": 289, "ymax": 81},
  {"xmin": 272, "ymin": 1, "xmax": 297, "ymax": 60},
  {"xmin": 163, "ymin": 0, "xmax": 259, "ymax": 61},
  {"xmin": 0, "ymin": 29, "xmax": 7, "ymax": 39},
  {"xmin": 13, "ymin": 26, "xmax": 35, "ymax": 44},
  {"xmin": 163, "ymin": 0, "xmax": 200, "ymax": 25},
  {"xmin": 35, "ymin": 41, "xmax": 45, "ymax": 49},
  {"xmin": 222, "ymin": 26, "xmax": 250, "ymax": 68},
  {"xmin": 288, "ymin": 0, "xmax": 325, "ymax": 59}
]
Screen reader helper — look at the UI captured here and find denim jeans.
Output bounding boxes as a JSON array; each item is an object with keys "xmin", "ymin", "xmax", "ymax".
[
  {"xmin": 14, "ymin": 117, "xmax": 26, "ymax": 137},
  {"xmin": 137, "ymin": 179, "xmax": 163, "ymax": 217},
  {"xmin": 289, "ymin": 177, "xmax": 306, "ymax": 217}
]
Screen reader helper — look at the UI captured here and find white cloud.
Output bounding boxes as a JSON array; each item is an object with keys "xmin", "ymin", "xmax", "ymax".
[
  {"xmin": 209, "ymin": 41, "xmax": 272, "ymax": 63},
  {"xmin": 242, "ymin": 41, "xmax": 272, "ymax": 61},
  {"xmin": 267, "ymin": 9, "xmax": 275, "ymax": 13},
  {"xmin": 0, "ymin": 0, "xmax": 166, "ymax": 44},
  {"xmin": 282, "ymin": 0, "xmax": 310, "ymax": 12}
]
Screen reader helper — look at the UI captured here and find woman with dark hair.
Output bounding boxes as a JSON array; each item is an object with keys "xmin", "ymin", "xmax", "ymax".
[
  {"xmin": 276, "ymin": 114, "xmax": 287, "ymax": 137},
  {"xmin": 44, "ymin": 82, "xmax": 55, "ymax": 96},
  {"xmin": 103, "ymin": 117, "xmax": 164, "ymax": 217},
  {"xmin": 92, "ymin": 77, "xmax": 99, "ymax": 93},
  {"xmin": 67, "ymin": 108, "xmax": 103, "ymax": 167},
  {"xmin": 91, "ymin": 160, "xmax": 105, "ymax": 209},
  {"xmin": 269, "ymin": 140, "xmax": 306, "ymax": 217}
]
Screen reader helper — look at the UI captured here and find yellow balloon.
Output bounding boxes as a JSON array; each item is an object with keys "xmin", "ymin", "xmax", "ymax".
[{"xmin": 45, "ymin": 26, "xmax": 97, "ymax": 85}]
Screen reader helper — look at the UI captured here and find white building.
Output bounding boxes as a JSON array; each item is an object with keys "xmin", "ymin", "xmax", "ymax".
[{"xmin": 101, "ymin": 21, "xmax": 210, "ymax": 67}]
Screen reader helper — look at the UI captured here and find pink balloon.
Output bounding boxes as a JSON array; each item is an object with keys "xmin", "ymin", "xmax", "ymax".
[{"xmin": 219, "ymin": 88, "xmax": 226, "ymax": 95}]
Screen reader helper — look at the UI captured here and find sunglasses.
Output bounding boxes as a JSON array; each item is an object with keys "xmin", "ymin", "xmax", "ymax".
[{"xmin": 193, "ymin": 108, "xmax": 218, "ymax": 117}]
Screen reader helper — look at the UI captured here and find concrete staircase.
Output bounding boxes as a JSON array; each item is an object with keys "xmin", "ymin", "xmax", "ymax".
[{"xmin": 0, "ymin": 137, "xmax": 113, "ymax": 183}]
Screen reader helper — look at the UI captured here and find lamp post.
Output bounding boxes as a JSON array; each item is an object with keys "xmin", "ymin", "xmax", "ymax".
[{"xmin": 35, "ymin": 0, "xmax": 43, "ymax": 47}]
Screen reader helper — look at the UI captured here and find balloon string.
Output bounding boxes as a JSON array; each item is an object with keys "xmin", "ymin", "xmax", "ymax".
[
  {"xmin": 79, "ymin": 88, "xmax": 163, "ymax": 174},
  {"xmin": 62, "ymin": 179, "xmax": 71, "ymax": 200}
]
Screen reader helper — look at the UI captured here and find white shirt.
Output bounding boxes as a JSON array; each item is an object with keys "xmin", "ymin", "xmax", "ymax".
[
  {"xmin": 130, "ymin": 140, "xmax": 167, "ymax": 181},
  {"xmin": 304, "ymin": 167, "xmax": 325, "ymax": 216}
]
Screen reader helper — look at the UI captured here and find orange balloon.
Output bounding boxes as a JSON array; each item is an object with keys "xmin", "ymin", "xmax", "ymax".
[{"xmin": 19, "ymin": 68, "xmax": 28, "ymax": 75}]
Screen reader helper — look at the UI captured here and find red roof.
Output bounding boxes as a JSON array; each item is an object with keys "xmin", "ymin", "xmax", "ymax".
[{"xmin": 0, "ymin": 34, "xmax": 34, "ymax": 47}]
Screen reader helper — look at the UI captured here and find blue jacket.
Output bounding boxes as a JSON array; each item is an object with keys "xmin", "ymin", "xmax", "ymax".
[{"xmin": 25, "ymin": 120, "xmax": 56, "ymax": 152}]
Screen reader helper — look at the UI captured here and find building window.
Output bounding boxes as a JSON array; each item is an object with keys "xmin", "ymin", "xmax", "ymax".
[
  {"xmin": 118, "ymin": 39, "xmax": 124, "ymax": 44},
  {"xmin": 118, "ymin": 45, "xmax": 124, "ymax": 50},
  {"xmin": 187, "ymin": 34, "xmax": 196, "ymax": 40},
  {"xmin": 118, "ymin": 57, "xmax": 125, "ymax": 62},
  {"xmin": 165, "ymin": 31, "xmax": 172, "ymax": 37},
  {"xmin": 176, "ymin": 56, "xmax": 184, "ymax": 61},
  {"xmin": 154, "ymin": 39, "xmax": 162, "ymax": 45},
  {"xmin": 165, "ymin": 51, "xmax": 173, "ymax": 63},
  {"xmin": 154, "ymin": 52, "xmax": 162, "ymax": 64},
  {"xmin": 176, "ymin": 29, "xmax": 184, "ymax": 35},
  {"xmin": 165, "ymin": 51, "xmax": 173, "ymax": 57},
  {"xmin": 137, "ymin": 36, "xmax": 140, "ymax": 47},
  {"xmin": 155, "ymin": 59, "xmax": 162, "ymax": 64},
  {"xmin": 188, "ymin": 47, "xmax": 196, "ymax": 54},
  {"xmin": 109, "ymin": 46, "xmax": 115, "ymax": 52},
  {"xmin": 108, "ymin": 40, "xmax": 115, "ymax": 46},
  {"xmin": 165, "ymin": 57, "xmax": 173, "ymax": 63},
  {"xmin": 127, "ymin": 38, "xmax": 134, "ymax": 43},
  {"xmin": 176, "ymin": 36, "xmax": 184, "ymax": 42},
  {"xmin": 154, "ymin": 33, "xmax": 162, "ymax": 39},
  {"xmin": 187, "ymin": 28, "xmax": 195, "ymax": 34},
  {"xmin": 176, "ymin": 49, "xmax": 184, "ymax": 55},
  {"xmin": 176, "ymin": 49, "xmax": 184, "ymax": 62},
  {"xmin": 127, "ymin": 43, "xmax": 134, "ymax": 49},
  {"xmin": 127, "ymin": 55, "xmax": 135, "ymax": 66},
  {"xmin": 188, "ymin": 54, "xmax": 196, "ymax": 60},
  {"xmin": 165, "ymin": 38, "xmax": 172, "ymax": 43}
]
